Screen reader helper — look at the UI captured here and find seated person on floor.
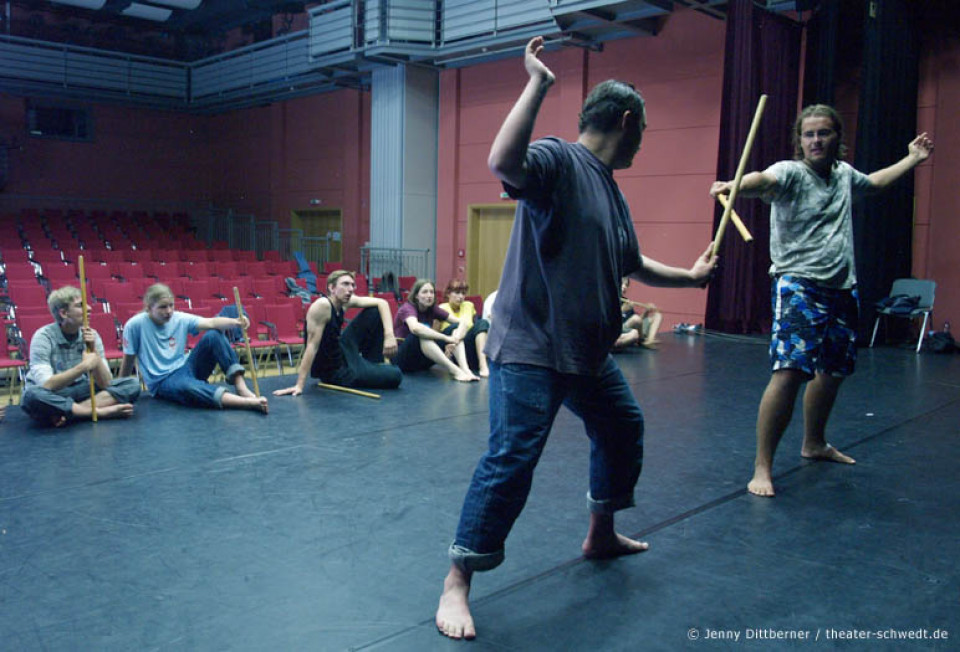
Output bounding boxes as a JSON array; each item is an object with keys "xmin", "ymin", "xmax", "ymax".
[
  {"xmin": 614, "ymin": 277, "xmax": 663, "ymax": 349},
  {"xmin": 438, "ymin": 279, "xmax": 491, "ymax": 378},
  {"xmin": 21, "ymin": 286, "xmax": 140, "ymax": 426},
  {"xmin": 119, "ymin": 283, "xmax": 267, "ymax": 413},
  {"xmin": 393, "ymin": 279, "xmax": 478, "ymax": 382},
  {"xmin": 273, "ymin": 269, "xmax": 401, "ymax": 396}
]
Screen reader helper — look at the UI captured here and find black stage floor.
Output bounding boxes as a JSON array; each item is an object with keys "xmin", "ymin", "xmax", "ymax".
[{"xmin": 1, "ymin": 334, "xmax": 957, "ymax": 651}]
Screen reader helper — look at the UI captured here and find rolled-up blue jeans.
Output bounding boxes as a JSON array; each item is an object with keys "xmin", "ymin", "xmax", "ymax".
[
  {"xmin": 450, "ymin": 356, "xmax": 644, "ymax": 573},
  {"xmin": 152, "ymin": 330, "xmax": 246, "ymax": 408}
]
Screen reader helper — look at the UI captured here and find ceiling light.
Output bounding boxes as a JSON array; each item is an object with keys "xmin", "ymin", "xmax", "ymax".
[{"xmin": 121, "ymin": 2, "xmax": 173, "ymax": 21}]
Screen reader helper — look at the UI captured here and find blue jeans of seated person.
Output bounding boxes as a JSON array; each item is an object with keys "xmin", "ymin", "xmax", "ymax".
[
  {"xmin": 449, "ymin": 356, "xmax": 644, "ymax": 573},
  {"xmin": 153, "ymin": 330, "xmax": 246, "ymax": 408}
]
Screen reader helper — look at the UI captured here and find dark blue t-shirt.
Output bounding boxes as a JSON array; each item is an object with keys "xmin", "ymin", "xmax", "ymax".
[{"xmin": 486, "ymin": 137, "xmax": 642, "ymax": 375}]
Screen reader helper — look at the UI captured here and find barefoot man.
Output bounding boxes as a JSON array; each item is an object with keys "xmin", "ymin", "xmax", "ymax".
[
  {"xmin": 436, "ymin": 36, "xmax": 718, "ymax": 639},
  {"xmin": 710, "ymin": 105, "xmax": 933, "ymax": 497},
  {"xmin": 120, "ymin": 283, "xmax": 268, "ymax": 413},
  {"xmin": 21, "ymin": 286, "xmax": 140, "ymax": 426}
]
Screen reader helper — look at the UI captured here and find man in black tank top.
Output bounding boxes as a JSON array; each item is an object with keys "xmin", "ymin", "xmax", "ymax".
[{"xmin": 273, "ymin": 270, "xmax": 401, "ymax": 395}]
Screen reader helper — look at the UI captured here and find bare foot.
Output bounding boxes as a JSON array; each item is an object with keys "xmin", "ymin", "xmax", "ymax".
[
  {"xmin": 253, "ymin": 396, "xmax": 269, "ymax": 414},
  {"xmin": 582, "ymin": 532, "xmax": 649, "ymax": 560},
  {"xmin": 747, "ymin": 467, "xmax": 775, "ymax": 497},
  {"xmin": 436, "ymin": 567, "xmax": 475, "ymax": 640},
  {"xmin": 478, "ymin": 367, "xmax": 490, "ymax": 378},
  {"xmin": 236, "ymin": 384, "xmax": 256, "ymax": 399},
  {"xmin": 453, "ymin": 370, "xmax": 479, "ymax": 383},
  {"xmin": 97, "ymin": 404, "xmax": 134, "ymax": 419},
  {"xmin": 802, "ymin": 443, "xmax": 855, "ymax": 464}
]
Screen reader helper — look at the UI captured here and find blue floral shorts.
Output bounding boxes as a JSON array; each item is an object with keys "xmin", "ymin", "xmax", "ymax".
[{"xmin": 770, "ymin": 275, "xmax": 859, "ymax": 377}]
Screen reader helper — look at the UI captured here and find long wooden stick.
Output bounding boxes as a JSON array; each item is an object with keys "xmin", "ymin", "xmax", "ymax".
[
  {"xmin": 233, "ymin": 287, "xmax": 260, "ymax": 397},
  {"xmin": 715, "ymin": 193, "xmax": 754, "ymax": 243},
  {"xmin": 317, "ymin": 382, "xmax": 381, "ymax": 400},
  {"xmin": 713, "ymin": 94, "xmax": 767, "ymax": 256},
  {"xmin": 77, "ymin": 255, "xmax": 97, "ymax": 422}
]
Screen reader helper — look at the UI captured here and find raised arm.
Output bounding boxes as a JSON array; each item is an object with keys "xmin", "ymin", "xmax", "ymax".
[
  {"xmin": 487, "ymin": 36, "xmax": 556, "ymax": 189},
  {"xmin": 867, "ymin": 132, "xmax": 934, "ymax": 189}
]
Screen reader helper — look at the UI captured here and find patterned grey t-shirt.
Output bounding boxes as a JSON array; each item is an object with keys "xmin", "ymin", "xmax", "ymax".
[
  {"xmin": 25, "ymin": 322, "xmax": 106, "ymax": 389},
  {"xmin": 763, "ymin": 160, "xmax": 873, "ymax": 289}
]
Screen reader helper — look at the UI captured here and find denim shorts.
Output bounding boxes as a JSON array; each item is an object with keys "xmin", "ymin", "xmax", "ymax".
[{"xmin": 770, "ymin": 275, "xmax": 858, "ymax": 377}]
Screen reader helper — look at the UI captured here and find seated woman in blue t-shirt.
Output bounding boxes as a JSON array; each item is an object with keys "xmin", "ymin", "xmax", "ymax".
[{"xmin": 393, "ymin": 279, "xmax": 478, "ymax": 382}]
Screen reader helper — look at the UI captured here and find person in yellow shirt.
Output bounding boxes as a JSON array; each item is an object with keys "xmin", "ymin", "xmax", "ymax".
[{"xmin": 438, "ymin": 279, "xmax": 491, "ymax": 378}]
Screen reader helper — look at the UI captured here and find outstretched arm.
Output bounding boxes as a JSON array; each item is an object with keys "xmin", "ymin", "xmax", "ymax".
[
  {"xmin": 632, "ymin": 243, "xmax": 718, "ymax": 289},
  {"xmin": 867, "ymin": 132, "xmax": 934, "ymax": 189},
  {"xmin": 710, "ymin": 171, "xmax": 778, "ymax": 199},
  {"xmin": 487, "ymin": 36, "xmax": 556, "ymax": 189}
]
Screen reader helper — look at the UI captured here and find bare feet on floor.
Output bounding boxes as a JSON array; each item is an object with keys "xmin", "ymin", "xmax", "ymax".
[
  {"xmin": 236, "ymin": 385, "xmax": 256, "ymax": 399},
  {"xmin": 747, "ymin": 468, "xmax": 775, "ymax": 497},
  {"xmin": 98, "ymin": 404, "xmax": 135, "ymax": 419},
  {"xmin": 453, "ymin": 370, "xmax": 479, "ymax": 383},
  {"xmin": 802, "ymin": 443, "xmax": 855, "ymax": 464},
  {"xmin": 582, "ymin": 532, "xmax": 649, "ymax": 560},
  {"xmin": 436, "ymin": 568, "xmax": 475, "ymax": 640}
]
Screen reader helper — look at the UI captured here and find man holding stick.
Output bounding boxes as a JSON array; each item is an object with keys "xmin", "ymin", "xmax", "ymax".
[
  {"xmin": 119, "ymin": 283, "xmax": 267, "ymax": 413},
  {"xmin": 710, "ymin": 104, "xmax": 933, "ymax": 497},
  {"xmin": 21, "ymin": 286, "xmax": 140, "ymax": 426},
  {"xmin": 273, "ymin": 270, "xmax": 401, "ymax": 397},
  {"xmin": 436, "ymin": 36, "xmax": 717, "ymax": 640}
]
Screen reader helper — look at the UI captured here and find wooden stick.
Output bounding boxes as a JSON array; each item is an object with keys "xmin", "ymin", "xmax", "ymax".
[
  {"xmin": 233, "ymin": 287, "xmax": 260, "ymax": 397},
  {"xmin": 317, "ymin": 382, "xmax": 381, "ymax": 400},
  {"xmin": 77, "ymin": 255, "xmax": 97, "ymax": 422},
  {"xmin": 713, "ymin": 94, "xmax": 767, "ymax": 256},
  {"xmin": 715, "ymin": 193, "xmax": 755, "ymax": 242}
]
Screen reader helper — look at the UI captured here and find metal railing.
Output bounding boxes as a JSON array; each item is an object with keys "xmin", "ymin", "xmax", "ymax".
[
  {"xmin": 278, "ymin": 229, "xmax": 303, "ymax": 261},
  {"xmin": 255, "ymin": 221, "xmax": 280, "ymax": 259},
  {"xmin": 193, "ymin": 208, "xmax": 257, "ymax": 252},
  {"xmin": 360, "ymin": 246, "xmax": 430, "ymax": 284},
  {"xmin": 302, "ymin": 236, "xmax": 333, "ymax": 270}
]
